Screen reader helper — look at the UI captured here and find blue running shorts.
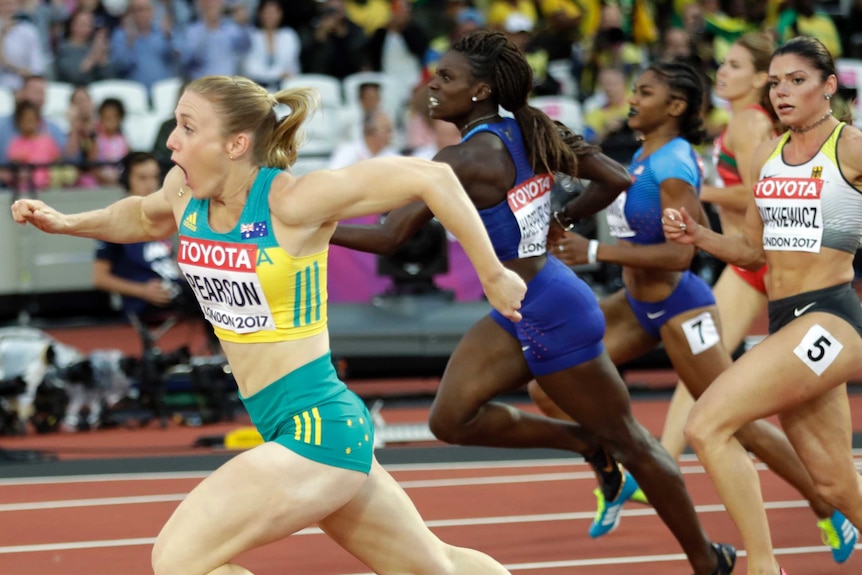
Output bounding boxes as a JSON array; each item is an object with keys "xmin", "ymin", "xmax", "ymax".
[
  {"xmin": 491, "ymin": 256, "xmax": 606, "ymax": 376},
  {"xmin": 624, "ymin": 271, "xmax": 716, "ymax": 339}
]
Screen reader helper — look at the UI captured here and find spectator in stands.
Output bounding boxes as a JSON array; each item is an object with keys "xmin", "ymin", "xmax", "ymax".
[
  {"xmin": 54, "ymin": 9, "xmax": 112, "ymax": 85},
  {"xmin": 365, "ymin": 0, "xmax": 427, "ymax": 89},
  {"xmin": 92, "ymin": 151, "xmax": 201, "ymax": 327},
  {"xmin": 533, "ymin": 0, "xmax": 582, "ymax": 61},
  {"xmin": 422, "ymin": 5, "xmax": 485, "ymax": 83},
  {"xmin": 574, "ymin": 3, "xmax": 645, "ymax": 100},
  {"xmin": 776, "ymin": 0, "xmax": 843, "ymax": 58},
  {"xmin": 243, "ymin": 0, "xmax": 301, "ymax": 92},
  {"xmin": 17, "ymin": 0, "xmax": 69, "ymax": 64},
  {"xmin": 110, "ymin": 0, "xmax": 181, "ymax": 95},
  {"xmin": 701, "ymin": 0, "xmax": 754, "ymax": 66},
  {"xmin": 583, "ymin": 67, "xmax": 630, "ymax": 144},
  {"xmin": 300, "ymin": 0, "xmax": 366, "ymax": 80},
  {"xmin": 345, "ymin": 0, "xmax": 390, "ymax": 36},
  {"xmin": 0, "ymin": 0, "xmax": 48, "ymax": 91},
  {"xmin": 74, "ymin": 0, "xmax": 118, "ymax": 34},
  {"xmin": 0, "ymin": 75, "xmax": 66, "ymax": 165},
  {"xmin": 330, "ymin": 109, "xmax": 399, "ymax": 169},
  {"xmin": 3, "ymin": 101, "xmax": 61, "ymax": 190},
  {"xmin": 486, "ymin": 0, "xmax": 536, "ymax": 31},
  {"xmin": 343, "ymin": 81, "xmax": 383, "ymax": 141},
  {"xmin": 64, "ymin": 85, "xmax": 100, "ymax": 186},
  {"xmin": 327, "ymin": 109, "xmax": 401, "ymax": 303},
  {"xmin": 180, "ymin": 0, "xmax": 251, "ymax": 79},
  {"xmin": 93, "ymin": 97, "xmax": 129, "ymax": 184},
  {"xmin": 661, "ymin": 26, "xmax": 694, "ymax": 62},
  {"xmin": 503, "ymin": 12, "xmax": 560, "ymax": 96},
  {"xmin": 151, "ymin": 0, "xmax": 192, "ymax": 31}
]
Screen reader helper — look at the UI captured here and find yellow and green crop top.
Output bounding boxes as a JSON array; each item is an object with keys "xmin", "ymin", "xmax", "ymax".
[{"xmin": 176, "ymin": 166, "xmax": 328, "ymax": 343}]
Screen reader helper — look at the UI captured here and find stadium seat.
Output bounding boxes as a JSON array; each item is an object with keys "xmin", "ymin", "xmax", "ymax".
[
  {"xmin": 281, "ymin": 74, "xmax": 343, "ymax": 108},
  {"xmin": 529, "ymin": 95, "xmax": 584, "ymax": 134},
  {"xmin": 44, "ymin": 81, "xmax": 75, "ymax": 120},
  {"xmin": 342, "ymin": 71, "xmax": 410, "ymax": 120},
  {"xmin": 0, "ymin": 87, "xmax": 13, "ymax": 117},
  {"xmin": 150, "ymin": 77, "xmax": 183, "ymax": 119},
  {"xmin": 89, "ymin": 80, "xmax": 150, "ymax": 116},
  {"xmin": 123, "ymin": 112, "xmax": 162, "ymax": 153}
]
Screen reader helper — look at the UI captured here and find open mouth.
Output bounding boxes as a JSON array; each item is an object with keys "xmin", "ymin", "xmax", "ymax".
[
  {"xmin": 627, "ymin": 108, "xmax": 638, "ymax": 117},
  {"xmin": 173, "ymin": 160, "xmax": 190, "ymax": 187}
]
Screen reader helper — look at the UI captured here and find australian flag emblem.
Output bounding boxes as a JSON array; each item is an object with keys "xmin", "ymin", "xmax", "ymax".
[{"xmin": 240, "ymin": 221, "xmax": 268, "ymax": 239}]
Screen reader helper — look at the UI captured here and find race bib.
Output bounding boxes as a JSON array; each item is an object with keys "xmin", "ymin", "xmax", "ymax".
[
  {"xmin": 606, "ymin": 192, "xmax": 636, "ymax": 238},
  {"xmin": 177, "ymin": 237, "xmax": 275, "ymax": 333},
  {"xmin": 507, "ymin": 174, "xmax": 553, "ymax": 258},
  {"xmin": 754, "ymin": 177, "xmax": 823, "ymax": 253}
]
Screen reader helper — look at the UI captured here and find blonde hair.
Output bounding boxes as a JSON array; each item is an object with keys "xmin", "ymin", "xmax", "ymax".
[{"xmin": 184, "ymin": 76, "xmax": 319, "ymax": 169}]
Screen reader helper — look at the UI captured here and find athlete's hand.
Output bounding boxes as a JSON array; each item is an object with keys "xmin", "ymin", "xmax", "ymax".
[
  {"xmin": 548, "ymin": 231, "xmax": 588, "ymax": 266},
  {"xmin": 482, "ymin": 267, "xmax": 526, "ymax": 322},
  {"xmin": 662, "ymin": 207, "xmax": 699, "ymax": 245},
  {"xmin": 11, "ymin": 199, "xmax": 70, "ymax": 234}
]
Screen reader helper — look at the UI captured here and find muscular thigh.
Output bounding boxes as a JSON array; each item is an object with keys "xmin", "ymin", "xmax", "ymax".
[
  {"xmin": 779, "ymin": 383, "xmax": 854, "ymax": 476},
  {"xmin": 600, "ymin": 288, "xmax": 659, "ymax": 364},
  {"xmin": 154, "ymin": 442, "xmax": 365, "ymax": 575},
  {"xmin": 319, "ymin": 458, "xmax": 447, "ymax": 574},
  {"xmin": 433, "ymin": 316, "xmax": 532, "ymax": 420},
  {"xmin": 660, "ymin": 305, "xmax": 733, "ymax": 399},
  {"xmin": 694, "ymin": 312, "xmax": 862, "ymax": 431}
]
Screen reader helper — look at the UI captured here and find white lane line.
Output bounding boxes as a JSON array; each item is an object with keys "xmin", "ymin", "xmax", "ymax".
[
  {"xmin": 4, "ymin": 450, "xmax": 862, "ymax": 486},
  {"xmin": 0, "ymin": 499, "xmax": 812, "ymax": 554},
  {"xmin": 345, "ymin": 545, "xmax": 852, "ymax": 574}
]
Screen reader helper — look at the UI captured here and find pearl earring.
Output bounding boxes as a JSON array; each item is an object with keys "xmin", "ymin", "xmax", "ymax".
[
  {"xmin": 825, "ymin": 93, "xmax": 832, "ymax": 100},
  {"xmin": 471, "ymin": 96, "xmax": 478, "ymax": 102}
]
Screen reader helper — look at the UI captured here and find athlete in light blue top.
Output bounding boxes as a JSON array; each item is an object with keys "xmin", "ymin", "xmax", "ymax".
[{"xmin": 536, "ymin": 59, "xmax": 849, "ymax": 563}]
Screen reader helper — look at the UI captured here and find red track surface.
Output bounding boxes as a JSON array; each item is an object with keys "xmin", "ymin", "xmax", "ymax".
[{"xmin": 3, "ymin": 397, "xmax": 862, "ymax": 575}]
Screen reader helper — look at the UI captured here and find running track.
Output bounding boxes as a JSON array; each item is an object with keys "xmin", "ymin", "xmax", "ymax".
[{"xmin": 3, "ymin": 418, "xmax": 862, "ymax": 573}]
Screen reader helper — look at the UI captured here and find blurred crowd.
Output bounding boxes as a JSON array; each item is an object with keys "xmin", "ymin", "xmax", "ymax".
[
  {"xmin": 0, "ymin": 0, "xmax": 859, "ymax": 184},
  {"xmin": 1, "ymin": 0, "xmax": 861, "ymax": 303}
]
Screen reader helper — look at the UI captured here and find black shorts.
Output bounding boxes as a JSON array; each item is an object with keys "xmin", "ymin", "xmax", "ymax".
[{"xmin": 768, "ymin": 283, "xmax": 862, "ymax": 338}]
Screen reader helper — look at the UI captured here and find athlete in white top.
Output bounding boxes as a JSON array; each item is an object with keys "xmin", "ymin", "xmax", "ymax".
[{"xmin": 664, "ymin": 36, "xmax": 862, "ymax": 575}]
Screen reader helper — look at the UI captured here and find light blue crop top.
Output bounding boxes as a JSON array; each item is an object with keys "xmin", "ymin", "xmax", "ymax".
[{"xmin": 607, "ymin": 137, "xmax": 702, "ymax": 244}]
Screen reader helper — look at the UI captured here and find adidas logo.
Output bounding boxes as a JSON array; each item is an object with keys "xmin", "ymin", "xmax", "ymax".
[
  {"xmin": 183, "ymin": 212, "xmax": 197, "ymax": 232},
  {"xmin": 841, "ymin": 519, "xmax": 857, "ymax": 545},
  {"xmin": 601, "ymin": 506, "xmax": 621, "ymax": 526}
]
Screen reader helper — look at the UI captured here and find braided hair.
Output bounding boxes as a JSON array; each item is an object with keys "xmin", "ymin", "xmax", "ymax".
[
  {"xmin": 451, "ymin": 31, "xmax": 579, "ymax": 177},
  {"xmin": 646, "ymin": 60, "xmax": 707, "ymax": 145}
]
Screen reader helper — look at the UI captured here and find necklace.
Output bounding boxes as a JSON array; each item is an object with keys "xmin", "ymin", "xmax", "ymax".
[
  {"xmin": 461, "ymin": 113, "xmax": 499, "ymax": 134},
  {"xmin": 789, "ymin": 109, "xmax": 833, "ymax": 133},
  {"xmin": 224, "ymin": 168, "xmax": 259, "ymax": 203}
]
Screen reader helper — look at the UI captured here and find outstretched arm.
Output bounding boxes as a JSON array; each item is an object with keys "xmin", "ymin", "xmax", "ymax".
[
  {"xmin": 330, "ymin": 201, "xmax": 434, "ymax": 255},
  {"xmin": 275, "ymin": 156, "xmax": 525, "ymax": 320},
  {"xmin": 11, "ymin": 166, "xmax": 183, "ymax": 242}
]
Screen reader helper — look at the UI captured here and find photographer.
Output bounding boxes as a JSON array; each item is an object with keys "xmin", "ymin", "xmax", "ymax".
[
  {"xmin": 92, "ymin": 152, "xmax": 190, "ymax": 319},
  {"xmin": 300, "ymin": 0, "xmax": 366, "ymax": 80}
]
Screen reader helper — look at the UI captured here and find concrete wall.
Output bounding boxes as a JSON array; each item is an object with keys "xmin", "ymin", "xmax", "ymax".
[{"xmin": 0, "ymin": 187, "xmax": 125, "ymax": 296}]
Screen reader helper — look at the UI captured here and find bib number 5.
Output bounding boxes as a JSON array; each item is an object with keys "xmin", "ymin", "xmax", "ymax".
[{"xmin": 793, "ymin": 324, "xmax": 843, "ymax": 376}]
